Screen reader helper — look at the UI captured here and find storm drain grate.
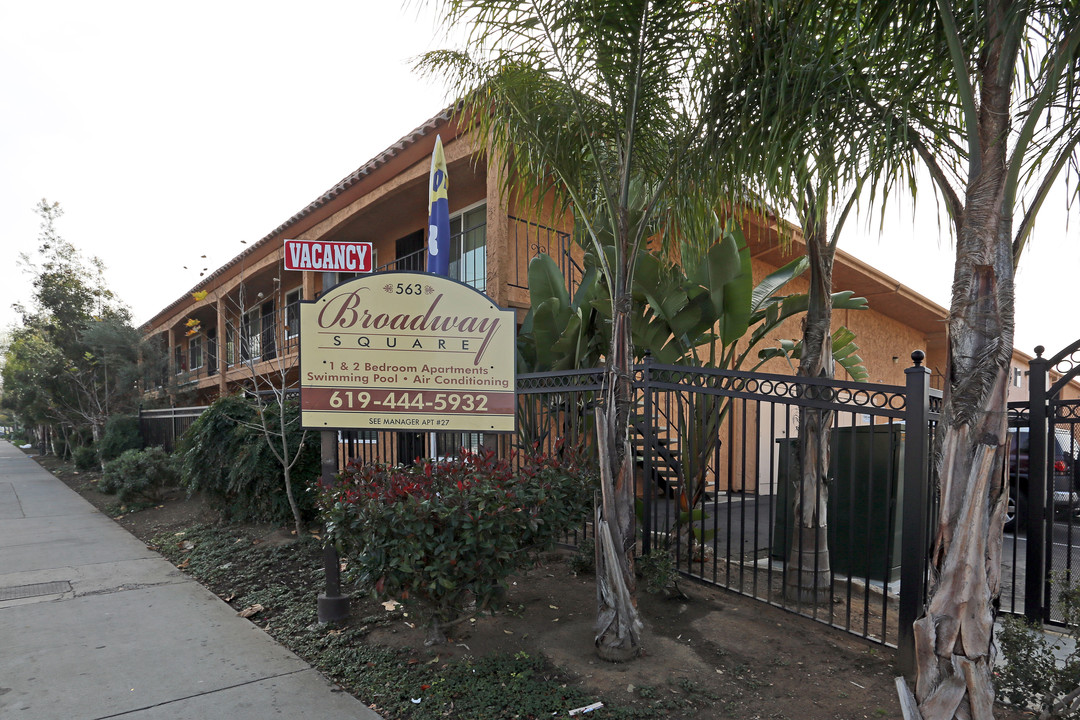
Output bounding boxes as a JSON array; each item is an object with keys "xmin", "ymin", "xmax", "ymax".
[{"xmin": 0, "ymin": 581, "xmax": 71, "ymax": 601}]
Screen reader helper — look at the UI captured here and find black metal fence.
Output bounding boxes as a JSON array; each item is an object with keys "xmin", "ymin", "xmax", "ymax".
[
  {"xmin": 513, "ymin": 356, "xmax": 941, "ymax": 671},
  {"xmin": 1001, "ymin": 341, "xmax": 1080, "ymax": 627},
  {"xmin": 138, "ymin": 406, "xmax": 209, "ymax": 452},
  {"xmin": 508, "ymin": 215, "xmax": 582, "ymax": 297}
]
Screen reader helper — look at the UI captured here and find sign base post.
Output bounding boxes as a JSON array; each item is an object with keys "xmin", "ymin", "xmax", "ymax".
[{"xmin": 317, "ymin": 429, "xmax": 350, "ymax": 624}]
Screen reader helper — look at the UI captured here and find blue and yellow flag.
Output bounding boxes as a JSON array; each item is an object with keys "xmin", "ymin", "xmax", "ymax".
[{"xmin": 426, "ymin": 135, "xmax": 450, "ymax": 276}]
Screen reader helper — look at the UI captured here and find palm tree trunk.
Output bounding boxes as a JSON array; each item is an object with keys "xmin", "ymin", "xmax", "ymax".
[
  {"xmin": 594, "ymin": 268, "xmax": 643, "ymax": 662},
  {"xmin": 912, "ymin": 13, "xmax": 1013, "ymax": 716},
  {"xmin": 786, "ymin": 210, "xmax": 836, "ymax": 604}
]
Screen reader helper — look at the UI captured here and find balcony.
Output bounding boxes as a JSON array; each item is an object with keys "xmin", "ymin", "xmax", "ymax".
[{"xmin": 152, "ymin": 210, "xmax": 586, "ymax": 401}]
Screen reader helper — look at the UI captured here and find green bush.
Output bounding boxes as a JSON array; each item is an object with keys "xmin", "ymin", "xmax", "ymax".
[
  {"xmin": 320, "ymin": 447, "xmax": 593, "ymax": 636},
  {"xmin": 73, "ymin": 445, "xmax": 98, "ymax": 471},
  {"xmin": 569, "ymin": 537, "xmax": 596, "ymax": 575},
  {"xmin": 98, "ymin": 415, "xmax": 142, "ymax": 462},
  {"xmin": 177, "ymin": 394, "xmax": 319, "ymax": 524},
  {"xmin": 638, "ymin": 549, "xmax": 678, "ymax": 594},
  {"xmin": 100, "ymin": 447, "xmax": 179, "ymax": 503},
  {"xmin": 998, "ymin": 574, "xmax": 1080, "ymax": 717}
]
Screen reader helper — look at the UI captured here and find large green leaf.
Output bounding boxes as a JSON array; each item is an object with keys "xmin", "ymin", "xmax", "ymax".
[
  {"xmin": 527, "ymin": 253, "xmax": 570, "ymax": 316},
  {"xmin": 756, "ymin": 325, "xmax": 870, "ymax": 380},
  {"xmin": 713, "ymin": 227, "xmax": 754, "ymax": 346},
  {"xmin": 750, "ymin": 257, "xmax": 809, "ymax": 314}
]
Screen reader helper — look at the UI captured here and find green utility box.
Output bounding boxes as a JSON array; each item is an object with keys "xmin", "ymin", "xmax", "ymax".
[{"xmin": 771, "ymin": 424, "xmax": 905, "ymax": 583}]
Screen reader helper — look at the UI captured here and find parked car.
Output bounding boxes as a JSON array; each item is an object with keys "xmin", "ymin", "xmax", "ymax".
[{"xmin": 1004, "ymin": 426, "xmax": 1080, "ymax": 532}]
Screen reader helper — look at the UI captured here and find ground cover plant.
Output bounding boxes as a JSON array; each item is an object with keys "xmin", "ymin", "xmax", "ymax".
[{"xmin": 997, "ymin": 575, "xmax": 1080, "ymax": 718}]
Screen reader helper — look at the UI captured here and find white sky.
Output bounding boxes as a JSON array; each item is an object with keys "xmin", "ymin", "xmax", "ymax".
[{"xmin": 2, "ymin": 1, "xmax": 1078, "ymax": 360}]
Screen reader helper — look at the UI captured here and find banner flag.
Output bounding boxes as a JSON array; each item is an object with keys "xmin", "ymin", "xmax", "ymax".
[{"xmin": 426, "ymin": 135, "xmax": 450, "ymax": 276}]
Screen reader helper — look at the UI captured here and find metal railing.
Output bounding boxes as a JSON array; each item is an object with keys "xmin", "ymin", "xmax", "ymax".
[
  {"xmin": 512, "ymin": 355, "xmax": 940, "ymax": 673},
  {"xmin": 1001, "ymin": 339, "xmax": 1080, "ymax": 627},
  {"xmin": 138, "ymin": 405, "xmax": 209, "ymax": 452},
  {"xmin": 509, "ymin": 216, "xmax": 582, "ymax": 297},
  {"xmin": 374, "ymin": 220, "xmax": 488, "ymax": 292}
]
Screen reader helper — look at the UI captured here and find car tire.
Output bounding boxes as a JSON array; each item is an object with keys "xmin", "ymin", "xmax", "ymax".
[{"xmin": 1004, "ymin": 490, "xmax": 1027, "ymax": 533}]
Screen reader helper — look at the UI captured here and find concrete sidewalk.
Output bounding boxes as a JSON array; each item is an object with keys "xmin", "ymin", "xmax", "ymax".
[{"xmin": 0, "ymin": 439, "xmax": 382, "ymax": 720}]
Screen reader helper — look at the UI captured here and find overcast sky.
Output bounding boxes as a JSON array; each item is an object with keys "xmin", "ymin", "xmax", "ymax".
[{"xmin": 2, "ymin": 1, "xmax": 1077, "ymax": 362}]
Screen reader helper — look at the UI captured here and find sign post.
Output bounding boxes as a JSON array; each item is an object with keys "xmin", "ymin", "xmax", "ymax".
[{"xmin": 315, "ymin": 268, "xmax": 351, "ymax": 625}]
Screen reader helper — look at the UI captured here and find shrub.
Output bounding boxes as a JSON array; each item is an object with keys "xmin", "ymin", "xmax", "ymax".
[
  {"xmin": 177, "ymin": 394, "xmax": 319, "ymax": 524},
  {"xmin": 638, "ymin": 549, "xmax": 678, "ymax": 594},
  {"xmin": 73, "ymin": 445, "xmax": 98, "ymax": 471},
  {"xmin": 998, "ymin": 574, "xmax": 1080, "ymax": 717},
  {"xmin": 569, "ymin": 537, "xmax": 596, "ymax": 575},
  {"xmin": 100, "ymin": 447, "xmax": 179, "ymax": 503},
  {"xmin": 320, "ymin": 447, "xmax": 593, "ymax": 638},
  {"xmin": 98, "ymin": 415, "xmax": 142, "ymax": 462}
]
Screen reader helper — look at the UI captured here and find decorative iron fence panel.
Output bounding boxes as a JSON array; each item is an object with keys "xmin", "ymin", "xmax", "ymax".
[
  {"xmin": 1002, "ymin": 341, "xmax": 1080, "ymax": 627},
  {"xmin": 637, "ymin": 361, "xmax": 919, "ymax": 648},
  {"xmin": 1048, "ymin": 401, "xmax": 1080, "ymax": 623},
  {"xmin": 513, "ymin": 357, "xmax": 940, "ymax": 658}
]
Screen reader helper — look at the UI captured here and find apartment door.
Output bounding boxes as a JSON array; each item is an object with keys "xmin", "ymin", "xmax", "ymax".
[{"xmin": 395, "ymin": 230, "xmax": 425, "ymax": 272}]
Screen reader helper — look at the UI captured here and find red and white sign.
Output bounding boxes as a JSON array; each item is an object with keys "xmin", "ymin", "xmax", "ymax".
[{"xmin": 283, "ymin": 239, "xmax": 373, "ymax": 273}]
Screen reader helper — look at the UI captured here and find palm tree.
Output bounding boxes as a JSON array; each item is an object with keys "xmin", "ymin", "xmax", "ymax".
[
  {"xmin": 705, "ymin": 3, "xmax": 1078, "ymax": 713},
  {"xmin": 881, "ymin": 4, "xmax": 1080, "ymax": 717},
  {"xmin": 740, "ymin": 1, "xmax": 1079, "ymax": 716},
  {"xmin": 700, "ymin": 1, "xmax": 929, "ymax": 604},
  {"xmin": 418, "ymin": 0, "xmax": 723, "ymax": 661}
]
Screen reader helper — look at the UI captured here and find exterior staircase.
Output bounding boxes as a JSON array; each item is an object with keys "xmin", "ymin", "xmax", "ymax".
[{"xmin": 631, "ymin": 418, "xmax": 683, "ymax": 498}]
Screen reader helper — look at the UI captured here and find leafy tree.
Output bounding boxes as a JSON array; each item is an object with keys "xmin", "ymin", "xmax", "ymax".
[
  {"xmin": 420, "ymin": 0, "xmax": 725, "ymax": 660},
  {"xmin": 15, "ymin": 201, "xmax": 115, "ymax": 354},
  {"xmin": 1, "ymin": 327, "xmax": 69, "ymax": 449},
  {"xmin": 3, "ymin": 200, "xmax": 142, "ymax": 452},
  {"xmin": 519, "ymin": 227, "xmax": 868, "ymax": 535},
  {"xmin": 196, "ymin": 279, "xmax": 312, "ymax": 537},
  {"xmin": 177, "ymin": 393, "xmax": 319, "ymax": 526}
]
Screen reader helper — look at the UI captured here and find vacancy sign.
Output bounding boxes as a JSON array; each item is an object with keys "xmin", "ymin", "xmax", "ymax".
[
  {"xmin": 299, "ymin": 272, "xmax": 516, "ymax": 433},
  {"xmin": 283, "ymin": 239, "xmax": 373, "ymax": 273}
]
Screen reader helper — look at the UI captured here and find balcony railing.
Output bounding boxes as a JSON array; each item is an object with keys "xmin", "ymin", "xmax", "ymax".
[
  {"xmin": 377, "ymin": 248, "xmax": 426, "ymax": 273},
  {"xmin": 375, "ymin": 221, "xmax": 487, "ymax": 293},
  {"xmin": 508, "ymin": 215, "xmax": 581, "ymax": 298},
  {"xmin": 165, "ymin": 218, "xmax": 506, "ymax": 383}
]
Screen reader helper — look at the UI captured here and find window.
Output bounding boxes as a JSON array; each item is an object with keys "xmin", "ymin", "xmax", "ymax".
[
  {"xmin": 449, "ymin": 204, "xmax": 487, "ymax": 291},
  {"xmin": 207, "ymin": 329, "xmax": 218, "ymax": 376},
  {"xmin": 285, "ymin": 288, "xmax": 302, "ymax": 339},
  {"xmin": 1012, "ymin": 367, "xmax": 1024, "ymax": 388},
  {"xmin": 241, "ymin": 307, "xmax": 261, "ymax": 362},
  {"xmin": 436, "ymin": 432, "xmax": 484, "ymax": 458},
  {"xmin": 225, "ymin": 324, "xmax": 236, "ymax": 367},
  {"xmin": 189, "ymin": 335, "xmax": 204, "ymax": 370},
  {"xmin": 173, "ymin": 345, "xmax": 185, "ymax": 375},
  {"xmin": 260, "ymin": 300, "xmax": 277, "ymax": 361}
]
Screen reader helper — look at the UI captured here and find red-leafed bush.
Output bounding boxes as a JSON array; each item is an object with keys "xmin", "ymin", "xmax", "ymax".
[{"xmin": 320, "ymin": 446, "xmax": 593, "ymax": 640}]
